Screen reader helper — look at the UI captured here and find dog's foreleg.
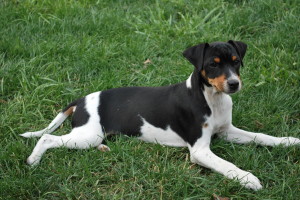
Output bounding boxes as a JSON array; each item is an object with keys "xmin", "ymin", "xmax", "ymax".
[
  {"xmin": 220, "ymin": 125, "xmax": 300, "ymax": 146},
  {"xmin": 189, "ymin": 132, "xmax": 262, "ymax": 190}
]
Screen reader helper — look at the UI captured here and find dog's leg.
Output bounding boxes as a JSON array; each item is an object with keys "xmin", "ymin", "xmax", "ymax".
[
  {"xmin": 189, "ymin": 130, "xmax": 262, "ymax": 190},
  {"xmin": 27, "ymin": 123, "xmax": 104, "ymax": 166},
  {"xmin": 219, "ymin": 125, "xmax": 300, "ymax": 146}
]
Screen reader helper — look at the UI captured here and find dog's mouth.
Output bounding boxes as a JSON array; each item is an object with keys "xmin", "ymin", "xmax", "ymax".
[{"xmin": 225, "ymin": 89, "xmax": 240, "ymax": 94}]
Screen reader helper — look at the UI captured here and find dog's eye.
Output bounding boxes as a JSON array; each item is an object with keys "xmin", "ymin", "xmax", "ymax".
[{"xmin": 234, "ymin": 60, "xmax": 240, "ymax": 64}]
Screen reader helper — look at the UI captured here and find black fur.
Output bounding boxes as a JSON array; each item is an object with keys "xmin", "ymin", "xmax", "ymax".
[
  {"xmin": 98, "ymin": 83, "xmax": 211, "ymax": 146},
  {"xmin": 183, "ymin": 43, "xmax": 208, "ymax": 71},
  {"xmin": 228, "ymin": 40, "xmax": 247, "ymax": 67},
  {"xmin": 63, "ymin": 98, "xmax": 90, "ymax": 128}
]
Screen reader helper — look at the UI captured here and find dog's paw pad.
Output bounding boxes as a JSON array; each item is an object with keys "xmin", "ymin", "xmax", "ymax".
[{"xmin": 97, "ymin": 144, "xmax": 111, "ymax": 152}]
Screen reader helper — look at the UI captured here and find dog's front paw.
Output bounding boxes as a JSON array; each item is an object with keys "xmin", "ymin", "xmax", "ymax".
[
  {"xmin": 280, "ymin": 137, "xmax": 300, "ymax": 146},
  {"xmin": 27, "ymin": 155, "xmax": 41, "ymax": 166},
  {"xmin": 239, "ymin": 172, "xmax": 262, "ymax": 191}
]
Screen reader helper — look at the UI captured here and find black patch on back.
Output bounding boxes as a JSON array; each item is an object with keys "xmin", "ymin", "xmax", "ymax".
[
  {"xmin": 98, "ymin": 83, "xmax": 211, "ymax": 146},
  {"xmin": 71, "ymin": 97, "xmax": 90, "ymax": 128},
  {"xmin": 98, "ymin": 87, "xmax": 146, "ymax": 136}
]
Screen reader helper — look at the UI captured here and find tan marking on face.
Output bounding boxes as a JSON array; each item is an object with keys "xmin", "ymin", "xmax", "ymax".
[
  {"xmin": 208, "ymin": 74, "xmax": 226, "ymax": 92},
  {"xmin": 232, "ymin": 56, "xmax": 237, "ymax": 61},
  {"xmin": 64, "ymin": 106, "xmax": 75, "ymax": 116},
  {"xmin": 214, "ymin": 57, "xmax": 221, "ymax": 63},
  {"xmin": 202, "ymin": 123, "xmax": 209, "ymax": 128},
  {"xmin": 201, "ymin": 69, "xmax": 206, "ymax": 78}
]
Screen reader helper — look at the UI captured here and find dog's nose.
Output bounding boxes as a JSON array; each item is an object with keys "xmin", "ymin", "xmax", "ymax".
[{"xmin": 227, "ymin": 80, "xmax": 239, "ymax": 90}]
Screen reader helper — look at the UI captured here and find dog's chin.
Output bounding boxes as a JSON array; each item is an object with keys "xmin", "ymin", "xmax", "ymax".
[{"xmin": 224, "ymin": 88, "xmax": 241, "ymax": 94}]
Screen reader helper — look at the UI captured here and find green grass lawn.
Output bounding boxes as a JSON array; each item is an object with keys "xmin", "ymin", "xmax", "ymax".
[{"xmin": 1, "ymin": 0, "xmax": 300, "ymax": 199}]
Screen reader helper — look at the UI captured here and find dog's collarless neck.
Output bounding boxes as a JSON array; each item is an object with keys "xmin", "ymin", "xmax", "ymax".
[{"xmin": 188, "ymin": 70, "xmax": 212, "ymax": 94}]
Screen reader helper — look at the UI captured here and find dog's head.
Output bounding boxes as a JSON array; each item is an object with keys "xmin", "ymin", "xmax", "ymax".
[{"xmin": 183, "ymin": 40, "xmax": 247, "ymax": 94}]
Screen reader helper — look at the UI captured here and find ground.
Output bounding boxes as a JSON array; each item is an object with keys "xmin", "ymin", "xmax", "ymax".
[{"xmin": 0, "ymin": 0, "xmax": 299, "ymax": 199}]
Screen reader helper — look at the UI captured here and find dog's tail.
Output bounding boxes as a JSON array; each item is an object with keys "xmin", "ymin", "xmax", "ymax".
[{"xmin": 20, "ymin": 100, "xmax": 78, "ymax": 138}]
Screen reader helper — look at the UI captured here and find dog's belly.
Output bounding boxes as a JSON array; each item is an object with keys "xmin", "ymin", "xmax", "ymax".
[{"xmin": 138, "ymin": 117, "xmax": 187, "ymax": 147}]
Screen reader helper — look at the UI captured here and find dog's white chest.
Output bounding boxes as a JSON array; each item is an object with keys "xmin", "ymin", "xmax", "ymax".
[{"xmin": 204, "ymin": 89, "xmax": 233, "ymax": 133}]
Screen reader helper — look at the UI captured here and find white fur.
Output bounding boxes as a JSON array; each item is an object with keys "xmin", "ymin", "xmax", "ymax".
[
  {"xmin": 203, "ymin": 85, "xmax": 233, "ymax": 133},
  {"xmin": 188, "ymin": 132, "xmax": 262, "ymax": 190},
  {"xmin": 138, "ymin": 117, "xmax": 187, "ymax": 147},
  {"xmin": 186, "ymin": 73, "xmax": 192, "ymax": 89}
]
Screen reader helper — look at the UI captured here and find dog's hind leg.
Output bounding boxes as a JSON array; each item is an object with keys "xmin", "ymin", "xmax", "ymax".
[
  {"xmin": 26, "ymin": 122, "xmax": 104, "ymax": 166},
  {"xmin": 25, "ymin": 92, "xmax": 105, "ymax": 165}
]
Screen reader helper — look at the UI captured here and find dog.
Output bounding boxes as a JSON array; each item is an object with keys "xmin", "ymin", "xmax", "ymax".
[{"xmin": 21, "ymin": 40, "xmax": 300, "ymax": 190}]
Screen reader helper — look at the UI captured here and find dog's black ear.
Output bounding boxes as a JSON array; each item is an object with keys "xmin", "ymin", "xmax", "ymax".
[
  {"xmin": 228, "ymin": 40, "xmax": 247, "ymax": 66},
  {"xmin": 183, "ymin": 43, "xmax": 208, "ymax": 71}
]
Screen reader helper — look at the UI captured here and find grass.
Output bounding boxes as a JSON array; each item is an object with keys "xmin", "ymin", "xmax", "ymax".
[{"xmin": 0, "ymin": 0, "xmax": 300, "ymax": 199}]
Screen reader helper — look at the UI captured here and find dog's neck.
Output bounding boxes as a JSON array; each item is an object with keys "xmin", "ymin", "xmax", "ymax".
[{"xmin": 186, "ymin": 70, "xmax": 204, "ymax": 92}]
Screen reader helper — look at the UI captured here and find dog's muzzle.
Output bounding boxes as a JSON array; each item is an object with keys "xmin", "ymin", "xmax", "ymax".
[
  {"xmin": 228, "ymin": 79, "xmax": 239, "ymax": 91},
  {"xmin": 225, "ymin": 78, "xmax": 241, "ymax": 94}
]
